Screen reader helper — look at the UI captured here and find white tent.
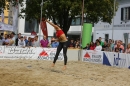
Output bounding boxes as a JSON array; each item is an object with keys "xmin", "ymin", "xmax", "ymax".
[{"xmin": 0, "ymin": 22, "xmax": 13, "ymax": 32}]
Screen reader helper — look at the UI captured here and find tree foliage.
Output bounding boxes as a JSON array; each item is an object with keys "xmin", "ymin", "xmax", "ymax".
[
  {"xmin": 84, "ymin": 0, "xmax": 118, "ymax": 23},
  {"xmin": 0, "ymin": 0, "xmax": 118, "ymax": 35}
]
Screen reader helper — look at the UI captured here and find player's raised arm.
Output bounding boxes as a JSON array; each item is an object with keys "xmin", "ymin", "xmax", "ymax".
[{"xmin": 46, "ymin": 20, "xmax": 60, "ymax": 30}]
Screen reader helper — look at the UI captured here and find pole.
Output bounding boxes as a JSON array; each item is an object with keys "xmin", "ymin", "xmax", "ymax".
[
  {"xmin": 79, "ymin": 0, "xmax": 84, "ymax": 61},
  {"xmin": 80, "ymin": 0, "xmax": 84, "ymax": 48},
  {"xmin": 39, "ymin": 0, "xmax": 43, "ymax": 41},
  {"xmin": 112, "ymin": 0, "xmax": 116, "ymax": 41}
]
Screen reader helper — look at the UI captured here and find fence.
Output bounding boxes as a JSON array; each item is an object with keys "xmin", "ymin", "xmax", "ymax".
[
  {"xmin": 82, "ymin": 50, "xmax": 130, "ymax": 69},
  {"xmin": 0, "ymin": 46, "xmax": 130, "ymax": 69}
]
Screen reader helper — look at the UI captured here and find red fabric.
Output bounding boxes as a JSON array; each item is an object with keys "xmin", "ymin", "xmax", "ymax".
[
  {"xmin": 90, "ymin": 46, "xmax": 95, "ymax": 50},
  {"xmin": 56, "ymin": 30, "xmax": 64, "ymax": 38},
  {"xmin": 40, "ymin": 19, "xmax": 48, "ymax": 37},
  {"xmin": 31, "ymin": 31, "xmax": 37, "ymax": 35}
]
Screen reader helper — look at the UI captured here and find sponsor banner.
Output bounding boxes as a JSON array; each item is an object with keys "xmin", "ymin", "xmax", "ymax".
[
  {"xmin": 0, "ymin": 46, "xmax": 64, "ymax": 61},
  {"xmin": 0, "ymin": 46, "xmax": 37, "ymax": 59},
  {"xmin": 103, "ymin": 52, "xmax": 129, "ymax": 68},
  {"xmin": 37, "ymin": 48, "xmax": 64, "ymax": 61},
  {"xmin": 82, "ymin": 50, "xmax": 103, "ymax": 64}
]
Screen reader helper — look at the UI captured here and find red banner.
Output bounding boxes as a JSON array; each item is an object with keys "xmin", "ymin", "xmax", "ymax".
[{"xmin": 40, "ymin": 20, "xmax": 48, "ymax": 37}]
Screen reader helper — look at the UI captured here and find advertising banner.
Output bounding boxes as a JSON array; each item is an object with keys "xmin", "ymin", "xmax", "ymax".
[
  {"xmin": 0, "ymin": 46, "xmax": 64, "ymax": 61},
  {"xmin": 103, "ymin": 52, "xmax": 129, "ymax": 68},
  {"xmin": 82, "ymin": 50, "xmax": 103, "ymax": 64}
]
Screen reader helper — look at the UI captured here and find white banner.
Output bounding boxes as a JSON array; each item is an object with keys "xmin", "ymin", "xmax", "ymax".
[
  {"xmin": 0, "ymin": 46, "xmax": 64, "ymax": 61},
  {"xmin": 0, "ymin": 22, "xmax": 13, "ymax": 31},
  {"xmin": 37, "ymin": 48, "xmax": 64, "ymax": 60},
  {"xmin": 82, "ymin": 50, "xmax": 103, "ymax": 64},
  {"xmin": 104, "ymin": 52, "xmax": 129, "ymax": 68}
]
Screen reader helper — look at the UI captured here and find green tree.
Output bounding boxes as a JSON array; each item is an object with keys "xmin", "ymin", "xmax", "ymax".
[
  {"xmin": 1, "ymin": 0, "xmax": 118, "ymax": 35},
  {"xmin": 84, "ymin": 0, "xmax": 118, "ymax": 23}
]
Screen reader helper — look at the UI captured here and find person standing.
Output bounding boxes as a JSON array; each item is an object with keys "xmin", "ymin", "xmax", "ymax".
[
  {"xmin": 24, "ymin": 36, "xmax": 28, "ymax": 46},
  {"xmin": 40, "ymin": 35, "xmax": 49, "ymax": 47},
  {"xmin": 18, "ymin": 36, "xmax": 25, "ymax": 47},
  {"xmin": 99, "ymin": 37, "xmax": 104, "ymax": 46},
  {"xmin": 15, "ymin": 33, "xmax": 21, "ymax": 46},
  {"xmin": 32, "ymin": 36, "xmax": 40, "ymax": 47},
  {"xmin": 10, "ymin": 32, "xmax": 15, "ymax": 46},
  {"xmin": 46, "ymin": 19, "xmax": 68, "ymax": 70},
  {"xmin": 94, "ymin": 40, "xmax": 102, "ymax": 51}
]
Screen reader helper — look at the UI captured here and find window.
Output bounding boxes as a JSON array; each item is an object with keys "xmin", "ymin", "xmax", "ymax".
[
  {"xmin": 121, "ymin": 7, "xmax": 130, "ymax": 21},
  {"xmin": 24, "ymin": 19, "xmax": 39, "ymax": 33},
  {"xmin": 71, "ymin": 17, "xmax": 81, "ymax": 25},
  {"xmin": 71, "ymin": 17, "xmax": 94, "ymax": 26}
]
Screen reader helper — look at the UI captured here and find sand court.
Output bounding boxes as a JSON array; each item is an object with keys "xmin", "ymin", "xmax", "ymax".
[{"xmin": 0, "ymin": 60, "xmax": 130, "ymax": 86}]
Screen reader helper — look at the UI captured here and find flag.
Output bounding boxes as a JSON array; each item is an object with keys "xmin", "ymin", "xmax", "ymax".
[
  {"xmin": 1, "ymin": 9, "xmax": 4, "ymax": 23},
  {"xmin": 12, "ymin": 0, "xmax": 19, "ymax": 34},
  {"xmin": 40, "ymin": 19, "xmax": 48, "ymax": 37}
]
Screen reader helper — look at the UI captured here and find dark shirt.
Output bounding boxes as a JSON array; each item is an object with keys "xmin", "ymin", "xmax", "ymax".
[
  {"xmin": 15, "ymin": 38, "xmax": 20, "ymax": 46},
  {"xmin": 83, "ymin": 46, "xmax": 90, "ymax": 50},
  {"xmin": 102, "ymin": 44, "xmax": 108, "ymax": 51},
  {"xmin": 68, "ymin": 42, "xmax": 75, "ymax": 47}
]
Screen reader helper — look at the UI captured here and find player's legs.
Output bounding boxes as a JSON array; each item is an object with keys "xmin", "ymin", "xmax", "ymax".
[
  {"xmin": 52, "ymin": 42, "xmax": 62, "ymax": 67},
  {"xmin": 62, "ymin": 42, "xmax": 68, "ymax": 70}
]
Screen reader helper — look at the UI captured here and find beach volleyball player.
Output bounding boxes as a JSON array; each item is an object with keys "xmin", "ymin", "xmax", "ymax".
[{"xmin": 45, "ymin": 19, "xmax": 68, "ymax": 70}]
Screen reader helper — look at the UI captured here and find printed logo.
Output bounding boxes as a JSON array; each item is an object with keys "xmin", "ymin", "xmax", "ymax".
[
  {"xmin": 39, "ymin": 51, "xmax": 48, "ymax": 56},
  {"xmin": 83, "ymin": 51, "xmax": 102, "ymax": 63},
  {"xmin": 84, "ymin": 52, "xmax": 90, "ymax": 58},
  {"xmin": 113, "ymin": 53, "xmax": 126, "ymax": 67}
]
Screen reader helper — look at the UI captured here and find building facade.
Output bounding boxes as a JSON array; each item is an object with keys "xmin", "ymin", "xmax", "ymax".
[{"xmin": 94, "ymin": 0, "xmax": 130, "ymax": 44}]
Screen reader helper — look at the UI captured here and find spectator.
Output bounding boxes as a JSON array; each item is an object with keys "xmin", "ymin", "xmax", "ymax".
[
  {"xmin": 0, "ymin": 36, "xmax": 3, "ymax": 45},
  {"xmin": 110, "ymin": 40, "xmax": 114, "ymax": 51},
  {"xmin": 32, "ymin": 36, "xmax": 40, "ymax": 47},
  {"xmin": 75, "ymin": 41, "xmax": 80, "ymax": 49},
  {"xmin": 99, "ymin": 37, "xmax": 104, "ymax": 46},
  {"xmin": 2, "ymin": 34, "xmax": 9, "ymax": 45},
  {"xmin": 114, "ymin": 40, "xmax": 124, "ymax": 53},
  {"xmin": 108, "ymin": 39, "xmax": 112, "ymax": 44},
  {"xmin": 10, "ymin": 32, "xmax": 15, "ymax": 46},
  {"xmin": 31, "ymin": 38, "xmax": 34, "ymax": 46},
  {"xmin": 94, "ymin": 40, "xmax": 102, "ymax": 51},
  {"xmin": 15, "ymin": 33, "xmax": 21, "ymax": 46},
  {"xmin": 18, "ymin": 36, "xmax": 25, "ymax": 47},
  {"xmin": 40, "ymin": 36, "xmax": 49, "ymax": 47},
  {"xmin": 125, "ymin": 43, "xmax": 130, "ymax": 54},
  {"xmin": 68, "ymin": 39, "xmax": 75, "ymax": 48},
  {"xmin": 83, "ymin": 43, "xmax": 90, "ymax": 50},
  {"xmin": 102, "ymin": 41, "xmax": 108, "ymax": 51},
  {"xmin": 51, "ymin": 38, "xmax": 59, "ymax": 48},
  {"xmin": 0, "ymin": 33, "xmax": 4, "ymax": 39},
  {"xmin": 49, "ymin": 37, "xmax": 55, "ymax": 47},
  {"xmin": 105, "ymin": 43, "xmax": 111, "ymax": 52},
  {"xmin": 24, "ymin": 36, "xmax": 28, "ymax": 46},
  {"xmin": 89, "ymin": 42, "xmax": 95, "ymax": 50},
  {"xmin": 7, "ymin": 34, "xmax": 11, "ymax": 43},
  {"xmin": 7, "ymin": 34, "xmax": 14, "ymax": 46},
  {"xmin": 27, "ymin": 37, "xmax": 32, "ymax": 47},
  {"xmin": 95, "ymin": 39, "xmax": 99, "ymax": 46}
]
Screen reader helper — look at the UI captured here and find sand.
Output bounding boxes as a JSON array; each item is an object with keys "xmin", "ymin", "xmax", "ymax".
[{"xmin": 0, "ymin": 60, "xmax": 130, "ymax": 86}]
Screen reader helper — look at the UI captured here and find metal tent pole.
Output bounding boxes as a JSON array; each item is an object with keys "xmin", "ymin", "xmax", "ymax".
[
  {"xmin": 112, "ymin": 0, "xmax": 116, "ymax": 41},
  {"xmin": 39, "ymin": 0, "xmax": 43, "ymax": 41}
]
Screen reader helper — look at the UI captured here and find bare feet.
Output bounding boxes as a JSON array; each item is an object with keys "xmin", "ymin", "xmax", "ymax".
[
  {"xmin": 62, "ymin": 65, "xmax": 67, "ymax": 70},
  {"xmin": 51, "ymin": 63, "xmax": 55, "ymax": 67}
]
